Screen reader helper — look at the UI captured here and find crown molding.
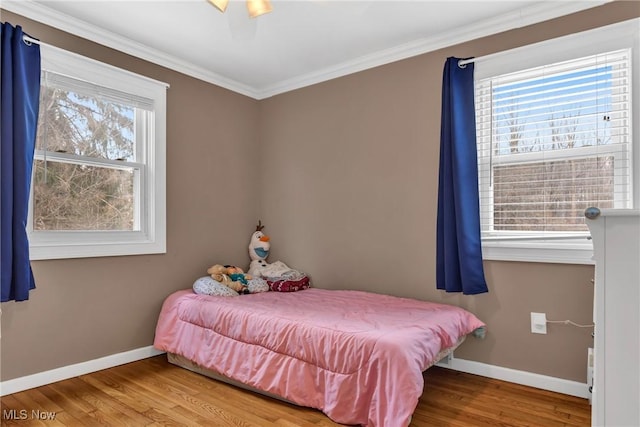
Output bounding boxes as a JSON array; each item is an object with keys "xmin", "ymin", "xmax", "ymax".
[
  {"xmin": 2, "ymin": 0, "xmax": 612, "ymax": 100},
  {"xmin": 1, "ymin": 0, "xmax": 260, "ymax": 99},
  {"xmin": 256, "ymin": 0, "xmax": 612, "ymax": 99}
]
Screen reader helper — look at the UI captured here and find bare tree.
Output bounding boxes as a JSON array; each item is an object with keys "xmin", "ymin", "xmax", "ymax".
[
  {"xmin": 494, "ymin": 110, "xmax": 614, "ymax": 232},
  {"xmin": 33, "ymin": 86, "xmax": 135, "ymax": 231}
]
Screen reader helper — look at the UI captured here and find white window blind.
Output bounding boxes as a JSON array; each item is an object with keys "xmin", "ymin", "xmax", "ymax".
[{"xmin": 475, "ymin": 49, "xmax": 631, "ymax": 240}]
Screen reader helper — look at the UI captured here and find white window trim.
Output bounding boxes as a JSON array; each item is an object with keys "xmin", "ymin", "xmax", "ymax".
[
  {"xmin": 28, "ymin": 45, "xmax": 168, "ymax": 260},
  {"xmin": 475, "ymin": 18, "xmax": 639, "ymax": 265}
]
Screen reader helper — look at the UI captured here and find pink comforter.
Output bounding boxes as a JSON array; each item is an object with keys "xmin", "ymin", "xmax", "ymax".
[{"xmin": 154, "ymin": 288, "xmax": 485, "ymax": 427}]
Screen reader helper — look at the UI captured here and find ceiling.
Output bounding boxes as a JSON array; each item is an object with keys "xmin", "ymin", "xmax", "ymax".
[{"xmin": 3, "ymin": 0, "xmax": 610, "ymax": 99}]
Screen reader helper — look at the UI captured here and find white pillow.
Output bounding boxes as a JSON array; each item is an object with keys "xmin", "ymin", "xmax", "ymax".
[
  {"xmin": 246, "ymin": 278, "xmax": 269, "ymax": 293},
  {"xmin": 192, "ymin": 276, "xmax": 239, "ymax": 297}
]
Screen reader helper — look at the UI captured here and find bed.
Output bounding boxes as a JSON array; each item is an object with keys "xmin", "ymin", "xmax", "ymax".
[{"xmin": 153, "ymin": 288, "xmax": 486, "ymax": 427}]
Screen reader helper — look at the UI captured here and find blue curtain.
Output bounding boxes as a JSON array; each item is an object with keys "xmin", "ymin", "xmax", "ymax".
[
  {"xmin": 436, "ymin": 57, "xmax": 488, "ymax": 295},
  {"xmin": 1, "ymin": 23, "xmax": 41, "ymax": 302}
]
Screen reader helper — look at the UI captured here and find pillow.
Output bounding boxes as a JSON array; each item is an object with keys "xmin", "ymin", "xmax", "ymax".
[
  {"xmin": 267, "ymin": 276, "xmax": 311, "ymax": 292},
  {"xmin": 192, "ymin": 276, "xmax": 239, "ymax": 297},
  {"xmin": 246, "ymin": 278, "xmax": 269, "ymax": 294}
]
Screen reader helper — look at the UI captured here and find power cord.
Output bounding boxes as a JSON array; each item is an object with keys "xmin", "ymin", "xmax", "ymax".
[{"xmin": 547, "ymin": 319, "xmax": 594, "ymax": 328}]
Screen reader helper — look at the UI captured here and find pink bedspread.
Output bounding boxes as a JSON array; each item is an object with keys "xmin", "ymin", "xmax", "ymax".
[{"xmin": 154, "ymin": 288, "xmax": 485, "ymax": 427}]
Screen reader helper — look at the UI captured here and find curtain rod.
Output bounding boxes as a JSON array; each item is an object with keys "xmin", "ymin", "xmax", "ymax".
[
  {"xmin": 458, "ymin": 51, "xmax": 502, "ymax": 68},
  {"xmin": 22, "ymin": 35, "xmax": 55, "ymax": 49},
  {"xmin": 458, "ymin": 56, "xmax": 483, "ymax": 68},
  {"xmin": 458, "ymin": 46, "xmax": 523, "ymax": 67}
]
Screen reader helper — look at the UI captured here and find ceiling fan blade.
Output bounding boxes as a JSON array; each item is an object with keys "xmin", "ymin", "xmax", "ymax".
[
  {"xmin": 247, "ymin": 0, "xmax": 272, "ymax": 18},
  {"xmin": 208, "ymin": 0, "xmax": 229, "ymax": 13}
]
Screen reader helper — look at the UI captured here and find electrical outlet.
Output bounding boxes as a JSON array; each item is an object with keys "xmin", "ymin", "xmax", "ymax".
[{"xmin": 531, "ymin": 312, "xmax": 547, "ymax": 334}]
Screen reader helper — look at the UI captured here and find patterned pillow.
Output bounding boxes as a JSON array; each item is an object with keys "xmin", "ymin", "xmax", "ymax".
[
  {"xmin": 192, "ymin": 276, "xmax": 239, "ymax": 297},
  {"xmin": 267, "ymin": 276, "xmax": 311, "ymax": 292},
  {"xmin": 246, "ymin": 278, "xmax": 269, "ymax": 294}
]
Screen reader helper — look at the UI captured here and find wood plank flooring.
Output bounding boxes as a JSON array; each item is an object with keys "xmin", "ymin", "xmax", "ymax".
[{"xmin": 0, "ymin": 355, "xmax": 591, "ymax": 426}]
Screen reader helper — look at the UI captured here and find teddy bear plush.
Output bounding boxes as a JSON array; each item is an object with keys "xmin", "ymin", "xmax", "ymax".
[{"xmin": 206, "ymin": 264, "xmax": 246, "ymax": 293}]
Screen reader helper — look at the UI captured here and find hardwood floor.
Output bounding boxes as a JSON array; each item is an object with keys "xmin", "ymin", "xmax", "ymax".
[{"xmin": 1, "ymin": 355, "xmax": 590, "ymax": 426}]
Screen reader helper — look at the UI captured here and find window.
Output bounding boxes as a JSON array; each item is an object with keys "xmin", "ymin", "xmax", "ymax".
[
  {"xmin": 474, "ymin": 19, "xmax": 638, "ymax": 264},
  {"xmin": 28, "ymin": 46, "xmax": 168, "ymax": 260}
]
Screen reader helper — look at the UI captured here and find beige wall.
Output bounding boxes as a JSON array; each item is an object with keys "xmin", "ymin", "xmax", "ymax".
[
  {"xmin": 1, "ymin": 1, "xmax": 639, "ymax": 384},
  {"xmin": 258, "ymin": 1, "xmax": 639, "ymax": 382},
  {"xmin": 0, "ymin": 11, "xmax": 261, "ymax": 380}
]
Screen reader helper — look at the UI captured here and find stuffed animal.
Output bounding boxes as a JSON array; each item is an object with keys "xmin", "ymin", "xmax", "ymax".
[
  {"xmin": 206, "ymin": 264, "xmax": 246, "ymax": 293},
  {"xmin": 248, "ymin": 260, "xmax": 300, "ymax": 279},
  {"xmin": 224, "ymin": 265, "xmax": 252, "ymax": 285},
  {"xmin": 248, "ymin": 220, "xmax": 271, "ymax": 261},
  {"xmin": 248, "ymin": 259, "xmax": 269, "ymax": 277}
]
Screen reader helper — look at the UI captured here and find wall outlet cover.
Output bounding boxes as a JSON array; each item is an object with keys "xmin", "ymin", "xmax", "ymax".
[{"xmin": 531, "ymin": 312, "xmax": 547, "ymax": 334}]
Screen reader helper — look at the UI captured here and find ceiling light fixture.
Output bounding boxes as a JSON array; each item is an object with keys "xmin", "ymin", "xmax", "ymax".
[{"xmin": 207, "ymin": 0, "xmax": 273, "ymax": 18}]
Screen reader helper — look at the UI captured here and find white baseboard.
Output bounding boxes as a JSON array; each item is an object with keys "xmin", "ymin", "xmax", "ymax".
[
  {"xmin": 0, "ymin": 346, "xmax": 165, "ymax": 396},
  {"xmin": 436, "ymin": 357, "xmax": 590, "ymax": 399},
  {"xmin": 1, "ymin": 347, "xmax": 588, "ymax": 400}
]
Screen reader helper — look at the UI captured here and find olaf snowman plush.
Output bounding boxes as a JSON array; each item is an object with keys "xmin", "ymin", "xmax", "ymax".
[
  {"xmin": 247, "ymin": 221, "xmax": 305, "ymax": 283},
  {"xmin": 248, "ymin": 220, "xmax": 270, "ymax": 261}
]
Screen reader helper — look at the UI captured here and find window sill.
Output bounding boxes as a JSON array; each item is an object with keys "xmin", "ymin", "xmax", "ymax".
[
  {"xmin": 29, "ymin": 231, "xmax": 166, "ymax": 260},
  {"xmin": 482, "ymin": 241, "xmax": 595, "ymax": 265}
]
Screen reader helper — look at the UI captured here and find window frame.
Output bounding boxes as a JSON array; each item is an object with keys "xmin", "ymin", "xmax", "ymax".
[
  {"xmin": 474, "ymin": 18, "xmax": 639, "ymax": 264},
  {"xmin": 28, "ymin": 45, "xmax": 168, "ymax": 260}
]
